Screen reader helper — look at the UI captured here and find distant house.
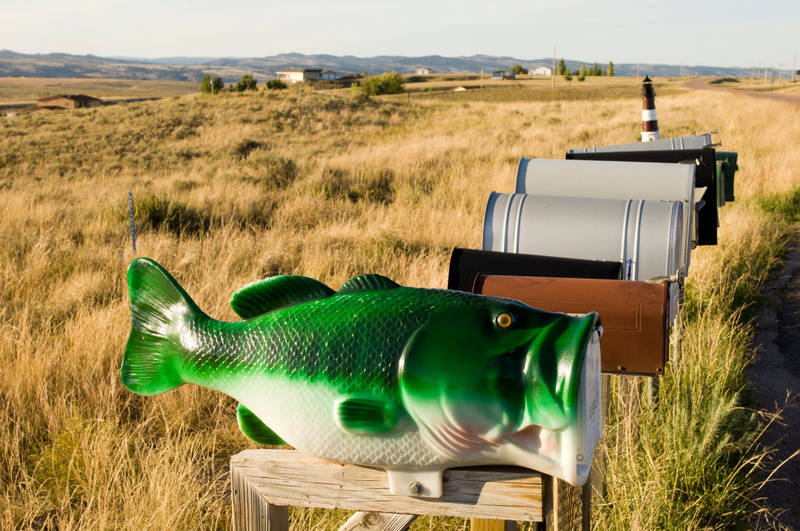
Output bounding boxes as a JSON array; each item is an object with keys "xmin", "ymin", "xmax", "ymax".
[
  {"xmin": 276, "ymin": 68, "xmax": 336, "ymax": 83},
  {"xmin": 415, "ymin": 67, "xmax": 433, "ymax": 75},
  {"xmin": 36, "ymin": 94, "xmax": 102, "ymax": 109},
  {"xmin": 491, "ymin": 70, "xmax": 515, "ymax": 80},
  {"xmin": 533, "ymin": 66, "xmax": 553, "ymax": 76}
]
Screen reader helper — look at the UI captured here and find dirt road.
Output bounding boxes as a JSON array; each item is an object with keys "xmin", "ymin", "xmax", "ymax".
[
  {"xmin": 683, "ymin": 78, "xmax": 800, "ymax": 528},
  {"xmin": 750, "ymin": 231, "xmax": 800, "ymax": 530},
  {"xmin": 682, "ymin": 77, "xmax": 800, "ymax": 107}
]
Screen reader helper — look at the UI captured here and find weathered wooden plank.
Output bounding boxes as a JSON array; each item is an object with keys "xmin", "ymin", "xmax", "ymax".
[
  {"xmin": 230, "ymin": 449, "xmax": 544, "ymax": 522},
  {"xmin": 338, "ymin": 511, "xmax": 418, "ymax": 531},
  {"xmin": 231, "ymin": 465, "xmax": 289, "ymax": 531}
]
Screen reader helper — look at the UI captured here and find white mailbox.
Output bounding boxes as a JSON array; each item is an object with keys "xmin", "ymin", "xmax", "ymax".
[
  {"xmin": 483, "ymin": 192, "xmax": 683, "ymax": 282},
  {"xmin": 569, "ymin": 133, "xmax": 712, "ymax": 154},
  {"xmin": 514, "ymin": 158, "xmax": 696, "ymax": 275}
]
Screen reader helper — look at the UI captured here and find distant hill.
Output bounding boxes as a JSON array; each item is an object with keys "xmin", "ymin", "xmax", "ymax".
[{"xmin": 0, "ymin": 49, "xmax": 753, "ymax": 82}]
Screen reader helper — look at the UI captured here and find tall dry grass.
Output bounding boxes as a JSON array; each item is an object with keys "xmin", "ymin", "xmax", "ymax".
[{"xmin": 1, "ymin": 82, "xmax": 799, "ymax": 530}]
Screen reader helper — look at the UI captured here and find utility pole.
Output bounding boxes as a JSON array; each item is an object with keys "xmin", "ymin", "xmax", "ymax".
[{"xmin": 552, "ymin": 47, "xmax": 556, "ymax": 90}]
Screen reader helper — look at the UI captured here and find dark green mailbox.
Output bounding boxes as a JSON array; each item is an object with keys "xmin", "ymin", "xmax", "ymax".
[{"xmin": 716, "ymin": 151, "xmax": 738, "ymax": 203}]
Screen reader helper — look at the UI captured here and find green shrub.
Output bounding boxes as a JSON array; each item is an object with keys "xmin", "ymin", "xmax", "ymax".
[
  {"xmin": 231, "ymin": 138, "xmax": 264, "ymax": 160},
  {"xmin": 200, "ymin": 74, "xmax": 224, "ymax": 94},
  {"xmin": 266, "ymin": 79, "xmax": 288, "ymax": 90},
  {"xmin": 235, "ymin": 74, "xmax": 258, "ymax": 92},
  {"xmin": 710, "ymin": 77, "xmax": 740, "ymax": 85},
  {"xmin": 247, "ymin": 150, "xmax": 298, "ymax": 188},
  {"xmin": 356, "ymin": 71, "xmax": 404, "ymax": 96},
  {"xmin": 316, "ymin": 166, "xmax": 394, "ymax": 204},
  {"xmin": 133, "ymin": 192, "xmax": 204, "ymax": 235}
]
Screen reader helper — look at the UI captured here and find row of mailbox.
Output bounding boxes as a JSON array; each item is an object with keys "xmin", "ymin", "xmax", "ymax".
[{"xmin": 450, "ymin": 134, "xmax": 740, "ymax": 376}]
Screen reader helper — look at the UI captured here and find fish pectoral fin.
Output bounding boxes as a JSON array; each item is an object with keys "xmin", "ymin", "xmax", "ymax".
[
  {"xmin": 230, "ymin": 275, "xmax": 335, "ymax": 319},
  {"xmin": 335, "ymin": 396, "xmax": 405, "ymax": 435},
  {"xmin": 337, "ymin": 274, "xmax": 400, "ymax": 294},
  {"xmin": 237, "ymin": 403, "xmax": 287, "ymax": 446}
]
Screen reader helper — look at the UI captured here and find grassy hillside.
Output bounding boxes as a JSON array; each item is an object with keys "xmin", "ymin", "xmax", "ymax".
[
  {"xmin": 1, "ymin": 82, "xmax": 799, "ymax": 530},
  {"xmin": 0, "ymin": 77, "xmax": 198, "ymax": 104}
]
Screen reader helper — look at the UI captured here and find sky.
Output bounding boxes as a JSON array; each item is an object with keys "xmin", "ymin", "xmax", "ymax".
[{"xmin": 3, "ymin": 0, "xmax": 799, "ymax": 69}]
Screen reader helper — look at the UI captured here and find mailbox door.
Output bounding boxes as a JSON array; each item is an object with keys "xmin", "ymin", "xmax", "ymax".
[
  {"xmin": 514, "ymin": 157, "xmax": 695, "ymax": 274},
  {"xmin": 473, "ymin": 275, "xmax": 671, "ymax": 375},
  {"xmin": 482, "ymin": 192, "xmax": 682, "ymax": 281}
]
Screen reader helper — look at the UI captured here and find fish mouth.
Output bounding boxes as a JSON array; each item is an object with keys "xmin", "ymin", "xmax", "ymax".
[{"xmin": 518, "ymin": 313, "xmax": 598, "ymax": 432}]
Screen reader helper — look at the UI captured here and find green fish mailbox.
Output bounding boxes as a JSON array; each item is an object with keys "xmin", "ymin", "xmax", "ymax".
[{"xmin": 121, "ymin": 258, "xmax": 602, "ymax": 498}]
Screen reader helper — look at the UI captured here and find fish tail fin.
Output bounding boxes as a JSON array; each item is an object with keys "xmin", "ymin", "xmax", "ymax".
[{"xmin": 121, "ymin": 258, "xmax": 203, "ymax": 395}]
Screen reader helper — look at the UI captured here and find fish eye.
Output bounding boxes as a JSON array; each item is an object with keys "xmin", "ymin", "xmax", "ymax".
[{"xmin": 495, "ymin": 312, "xmax": 514, "ymax": 329}]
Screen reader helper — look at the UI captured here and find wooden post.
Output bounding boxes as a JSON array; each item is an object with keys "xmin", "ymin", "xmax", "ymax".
[
  {"xmin": 471, "ymin": 519, "xmax": 516, "ymax": 530},
  {"xmin": 546, "ymin": 477, "xmax": 589, "ymax": 531},
  {"xmin": 231, "ymin": 465, "xmax": 289, "ymax": 531},
  {"xmin": 231, "ymin": 450, "xmax": 546, "ymax": 531}
]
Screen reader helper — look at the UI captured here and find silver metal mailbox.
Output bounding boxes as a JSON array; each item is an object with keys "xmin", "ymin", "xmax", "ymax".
[
  {"xmin": 482, "ymin": 192, "xmax": 683, "ymax": 282},
  {"xmin": 565, "ymin": 148, "xmax": 718, "ymax": 246},
  {"xmin": 515, "ymin": 158, "xmax": 696, "ymax": 275},
  {"xmin": 569, "ymin": 134, "xmax": 712, "ymax": 154}
]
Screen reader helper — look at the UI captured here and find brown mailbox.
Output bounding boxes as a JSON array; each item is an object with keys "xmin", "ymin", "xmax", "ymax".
[{"xmin": 473, "ymin": 275, "xmax": 672, "ymax": 376}]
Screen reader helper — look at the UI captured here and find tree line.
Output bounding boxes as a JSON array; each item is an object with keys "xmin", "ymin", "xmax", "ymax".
[
  {"xmin": 201, "ymin": 71, "xmax": 406, "ymax": 96},
  {"xmin": 200, "ymin": 74, "xmax": 289, "ymax": 94},
  {"xmin": 558, "ymin": 59, "xmax": 615, "ymax": 81},
  {"xmin": 505, "ymin": 61, "xmax": 615, "ymax": 81}
]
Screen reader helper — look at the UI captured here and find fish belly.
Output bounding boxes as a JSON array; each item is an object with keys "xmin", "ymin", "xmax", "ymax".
[{"xmin": 227, "ymin": 374, "xmax": 449, "ymax": 470}]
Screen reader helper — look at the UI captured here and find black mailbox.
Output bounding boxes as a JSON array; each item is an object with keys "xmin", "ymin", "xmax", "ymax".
[{"xmin": 447, "ymin": 247, "xmax": 623, "ymax": 292}]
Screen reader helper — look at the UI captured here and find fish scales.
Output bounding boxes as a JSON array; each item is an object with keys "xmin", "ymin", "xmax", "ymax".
[{"xmin": 180, "ymin": 288, "xmax": 484, "ymax": 391}]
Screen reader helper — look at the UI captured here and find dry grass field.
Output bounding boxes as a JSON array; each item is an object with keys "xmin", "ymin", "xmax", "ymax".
[
  {"xmin": 0, "ymin": 77, "xmax": 197, "ymax": 104},
  {"xmin": 1, "ymin": 79, "xmax": 799, "ymax": 530}
]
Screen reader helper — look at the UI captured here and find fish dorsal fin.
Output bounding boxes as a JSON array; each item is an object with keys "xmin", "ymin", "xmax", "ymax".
[
  {"xmin": 230, "ymin": 275, "xmax": 335, "ymax": 319},
  {"xmin": 237, "ymin": 403, "xmax": 287, "ymax": 446},
  {"xmin": 337, "ymin": 274, "xmax": 400, "ymax": 294}
]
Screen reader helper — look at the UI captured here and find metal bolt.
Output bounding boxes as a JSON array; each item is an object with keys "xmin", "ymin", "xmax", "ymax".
[
  {"xmin": 577, "ymin": 454, "xmax": 584, "ymax": 462},
  {"xmin": 408, "ymin": 482, "xmax": 422, "ymax": 495},
  {"xmin": 617, "ymin": 366, "xmax": 623, "ymax": 371}
]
